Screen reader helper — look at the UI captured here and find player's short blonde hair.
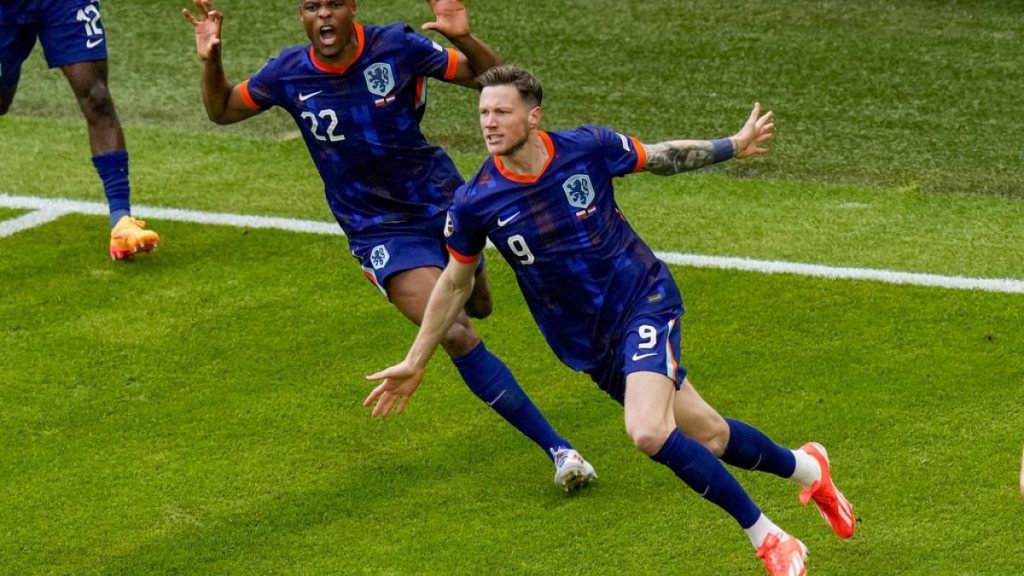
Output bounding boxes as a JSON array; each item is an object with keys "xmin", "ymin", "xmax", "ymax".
[{"xmin": 477, "ymin": 65, "xmax": 543, "ymax": 108}]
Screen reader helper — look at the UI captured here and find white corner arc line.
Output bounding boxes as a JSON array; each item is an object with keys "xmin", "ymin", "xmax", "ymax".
[
  {"xmin": 2, "ymin": 194, "xmax": 1022, "ymax": 294},
  {"xmin": 0, "ymin": 208, "xmax": 72, "ymax": 239}
]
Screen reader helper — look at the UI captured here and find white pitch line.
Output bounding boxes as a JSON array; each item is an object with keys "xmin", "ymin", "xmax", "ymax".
[
  {"xmin": 0, "ymin": 208, "xmax": 73, "ymax": 239},
  {"xmin": 654, "ymin": 252, "xmax": 1024, "ymax": 294},
  {"xmin": 2, "ymin": 193, "xmax": 1023, "ymax": 294}
]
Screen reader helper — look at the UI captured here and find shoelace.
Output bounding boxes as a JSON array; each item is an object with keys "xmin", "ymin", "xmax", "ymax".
[{"xmin": 756, "ymin": 534, "xmax": 792, "ymax": 573}]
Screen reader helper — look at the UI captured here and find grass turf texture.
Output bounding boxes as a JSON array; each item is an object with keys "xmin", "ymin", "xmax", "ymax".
[
  {"xmin": 5, "ymin": 0, "xmax": 1023, "ymax": 197},
  {"xmin": 2, "ymin": 0, "xmax": 1024, "ymax": 574},
  {"xmin": 1, "ymin": 216, "xmax": 1022, "ymax": 574}
]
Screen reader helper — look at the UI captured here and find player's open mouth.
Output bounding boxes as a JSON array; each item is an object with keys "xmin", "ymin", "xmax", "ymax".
[{"xmin": 319, "ymin": 26, "xmax": 337, "ymax": 47}]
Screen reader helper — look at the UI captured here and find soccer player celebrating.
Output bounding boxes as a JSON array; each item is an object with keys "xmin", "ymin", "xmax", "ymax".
[
  {"xmin": 366, "ymin": 65, "xmax": 856, "ymax": 575},
  {"xmin": 1, "ymin": 0, "xmax": 159, "ymax": 260},
  {"xmin": 182, "ymin": 2, "xmax": 595, "ymax": 490}
]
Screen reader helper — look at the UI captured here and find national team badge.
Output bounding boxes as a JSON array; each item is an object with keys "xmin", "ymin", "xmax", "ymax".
[
  {"xmin": 444, "ymin": 212, "xmax": 455, "ymax": 238},
  {"xmin": 370, "ymin": 245, "xmax": 390, "ymax": 270},
  {"xmin": 563, "ymin": 174, "xmax": 597, "ymax": 218},
  {"xmin": 364, "ymin": 63, "xmax": 396, "ymax": 107}
]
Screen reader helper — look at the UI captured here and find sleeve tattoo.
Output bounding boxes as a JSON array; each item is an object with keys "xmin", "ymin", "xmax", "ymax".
[{"xmin": 642, "ymin": 140, "xmax": 719, "ymax": 176}]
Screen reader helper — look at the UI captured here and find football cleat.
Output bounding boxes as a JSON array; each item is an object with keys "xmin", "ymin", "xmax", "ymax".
[
  {"xmin": 799, "ymin": 442, "xmax": 855, "ymax": 539},
  {"xmin": 110, "ymin": 216, "xmax": 160, "ymax": 260},
  {"xmin": 550, "ymin": 447, "xmax": 596, "ymax": 492},
  {"xmin": 756, "ymin": 532, "xmax": 807, "ymax": 576}
]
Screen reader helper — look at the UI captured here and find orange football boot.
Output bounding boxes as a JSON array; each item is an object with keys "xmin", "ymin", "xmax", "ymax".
[
  {"xmin": 110, "ymin": 216, "xmax": 159, "ymax": 260},
  {"xmin": 799, "ymin": 442, "xmax": 856, "ymax": 538},
  {"xmin": 756, "ymin": 532, "xmax": 807, "ymax": 576}
]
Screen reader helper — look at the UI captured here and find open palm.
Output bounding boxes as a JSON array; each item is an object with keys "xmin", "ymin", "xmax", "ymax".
[{"xmin": 182, "ymin": 0, "xmax": 223, "ymax": 61}]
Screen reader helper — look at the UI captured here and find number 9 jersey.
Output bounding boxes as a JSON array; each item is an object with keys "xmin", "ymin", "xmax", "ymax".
[
  {"xmin": 241, "ymin": 22, "xmax": 465, "ymax": 237},
  {"xmin": 446, "ymin": 125, "xmax": 684, "ymax": 373}
]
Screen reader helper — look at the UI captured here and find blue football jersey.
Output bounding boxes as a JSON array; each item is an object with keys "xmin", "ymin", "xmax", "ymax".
[
  {"xmin": 241, "ymin": 22, "xmax": 464, "ymax": 236},
  {"xmin": 446, "ymin": 126, "xmax": 684, "ymax": 371}
]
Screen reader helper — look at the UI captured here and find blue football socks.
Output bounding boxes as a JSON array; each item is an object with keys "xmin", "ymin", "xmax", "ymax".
[
  {"xmin": 720, "ymin": 418, "xmax": 797, "ymax": 478},
  {"xmin": 651, "ymin": 428, "xmax": 762, "ymax": 528},
  {"xmin": 452, "ymin": 342, "xmax": 571, "ymax": 460},
  {"xmin": 92, "ymin": 150, "xmax": 131, "ymax": 228}
]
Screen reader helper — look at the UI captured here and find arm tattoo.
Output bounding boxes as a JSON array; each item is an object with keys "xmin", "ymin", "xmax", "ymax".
[{"xmin": 642, "ymin": 141, "xmax": 716, "ymax": 176}]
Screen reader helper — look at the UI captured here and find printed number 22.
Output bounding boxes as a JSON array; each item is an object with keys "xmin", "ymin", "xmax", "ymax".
[{"xmin": 301, "ymin": 109, "xmax": 346, "ymax": 142}]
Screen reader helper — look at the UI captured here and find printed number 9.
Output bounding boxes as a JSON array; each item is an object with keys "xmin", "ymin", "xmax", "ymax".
[
  {"xmin": 638, "ymin": 324, "xmax": 658, "ymax": 349},
  {"xmin": 507, "ymin": 234, "xmax": 535, "ymax": 265}
]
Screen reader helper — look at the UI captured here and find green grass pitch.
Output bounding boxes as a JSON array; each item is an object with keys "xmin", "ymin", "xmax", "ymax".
[{"xmin": 1, "ymin": 1, "xmax": 1023, "ymax": 574}]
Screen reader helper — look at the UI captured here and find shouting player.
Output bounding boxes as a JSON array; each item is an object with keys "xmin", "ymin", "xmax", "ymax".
[
  {"xmin": 1, "ymin": 0, "xmax": 159, "ymax": 259},
  {"xmin": 367, "ymin": 66, "xmax": 856, "ymax": 575},
  {"xmin": 182, "ymin": 2, "xmax": 595, "ymax": 490}
]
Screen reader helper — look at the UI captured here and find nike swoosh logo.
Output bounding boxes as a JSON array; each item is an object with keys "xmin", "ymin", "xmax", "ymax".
[
  {"xmin": 497, "ymin": 212, "xmax": 520, "ymax": 227},
  {"xmin": 631, "ymin": 352, "xmax": 657, "ymax": 361},
  {"xmin": 86, "ymin": 38, "xmax": 104, "ymax": 49},
  {"xmin": 299, "ymin": 90, "xmax": 323, "ymax": 102},
  {"xmin": 486, "ymin": 390, "xmax": 506, "ymax": 406}
]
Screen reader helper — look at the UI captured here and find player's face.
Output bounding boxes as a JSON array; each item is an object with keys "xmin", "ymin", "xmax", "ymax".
[
  {"xmin": 479, "ymin": 85, "xmax": 541, "ymax": 156},
  {"xmin": 299, "ymin": 1, "xmax": 357, "ymax": 61}
]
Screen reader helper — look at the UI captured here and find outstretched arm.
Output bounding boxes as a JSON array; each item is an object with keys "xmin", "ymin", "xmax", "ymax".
[
  {"xmin": 642, "ymin": 102, "xmax": 774, "ymax": 176},
  {"xmin": 182, "ymin": 0, "xmax": 261, "ymax": 125},
  {"xmin": 364, "ymin": 257, "xmax": 478, "ymax": 417},
  {"xmin": 422, "ymin": 0, "xmax": 501, "ymax": 88}
]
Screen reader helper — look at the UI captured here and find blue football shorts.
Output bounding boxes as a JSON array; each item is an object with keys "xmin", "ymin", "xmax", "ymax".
[
  {"xmin": 585, "ymin": 305, "xmax": 687, "ymax": 405},
  {"xmin": 1, "ymin": 0, "xmax": 108, "ymax": 90},
  {"xmin": 349, "ymin": 211, "xmax": 485, "ymax": 299}
]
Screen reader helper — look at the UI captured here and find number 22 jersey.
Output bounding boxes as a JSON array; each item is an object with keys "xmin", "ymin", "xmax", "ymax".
[{"xmin": 241, "ymin": 22, "xmax": 465, "ymax": 237}]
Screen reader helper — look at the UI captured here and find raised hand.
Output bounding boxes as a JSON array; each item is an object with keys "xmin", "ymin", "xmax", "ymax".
[
  {"xmin": 182, "ymin": 0, "xmax": 223, "ymax": 61},
  {"xmin": 364, "ymin": 360, "xmax": 426, "ymax": 417},
  {"xmin": 732, "ymin": 102, "xmax": 775, "ymax": 159},
  {"xmin": 422, "ymin": 0, "xmax": 470, "ymax": 39}
]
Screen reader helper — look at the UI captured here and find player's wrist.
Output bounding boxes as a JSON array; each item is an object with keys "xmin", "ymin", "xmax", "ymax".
[{"xmin": 710, "ymin": 138, "xmax": 735, "ymax": 163}]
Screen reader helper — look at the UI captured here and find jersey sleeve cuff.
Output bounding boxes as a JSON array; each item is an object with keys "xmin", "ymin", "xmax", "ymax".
[
  {"xmin": 443, "ymin": 48, "xmax": 460, "ymax": 81},
  {"xmin": 630, "ymin": 137, "xmax": 648, "ymax": 173},
  {"xmin": 238, "ymin": 80, "xmax": 262, "ymax": 111},
  {"xmin": 447, "ymin": 244, "xmax": 479, "ymax": 264}
]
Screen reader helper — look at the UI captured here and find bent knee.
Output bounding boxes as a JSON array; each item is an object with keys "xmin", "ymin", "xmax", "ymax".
[
  {"xmin": 463, "ymin": 297, "xmax": 493, "ymax": 320},
  {"xmin": 692, "ymin": 419, "xmax": 730, "ymax": 457},
  {"xmin": 78, "ymin": 82, "xmax": 116, "ymax": 121},
  {"xmin": 440, "ymin": 318, "xmax": 479, "ymax": 357},
  {"xmin": 628, "ymin": 426, "xmax": 673, "ymax": 457}
]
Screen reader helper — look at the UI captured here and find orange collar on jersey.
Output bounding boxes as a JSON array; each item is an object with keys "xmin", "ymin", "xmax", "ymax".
[
  {"xmin": 309, "ymin": 22, "xmax": 365, "ymax": 74},
  {"xmin": 495, "ymin": 131, "xmax": 556, "ymax": 183}
]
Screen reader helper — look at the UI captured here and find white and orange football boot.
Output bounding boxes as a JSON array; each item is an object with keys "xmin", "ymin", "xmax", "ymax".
[
  {"xmin": 756, "ymin": 532, "xmax": 807, "ymax": 576},
  {"xmin": 110, "ymin": 216, "xmax": 159, "ymax": 260},
  {"xmin": 799, "ymin": 442, "xmax": 856, "ymax": 539},
  {"xmin": 550, "ymin": 447, "xmax": 596, "ymax": 492}
]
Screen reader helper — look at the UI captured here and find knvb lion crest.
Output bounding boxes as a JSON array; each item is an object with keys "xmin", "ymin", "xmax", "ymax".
[
  {"xmin": 562, "ymin": 174, "xmax": 595, "ymax": 209},
  {"xmin": 370, "ymin": 245, "xmax": 390, "ymax": 270},
  {"xmin": 363, "ymin": 63, "xmax": 395, "ymax": 97}
]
